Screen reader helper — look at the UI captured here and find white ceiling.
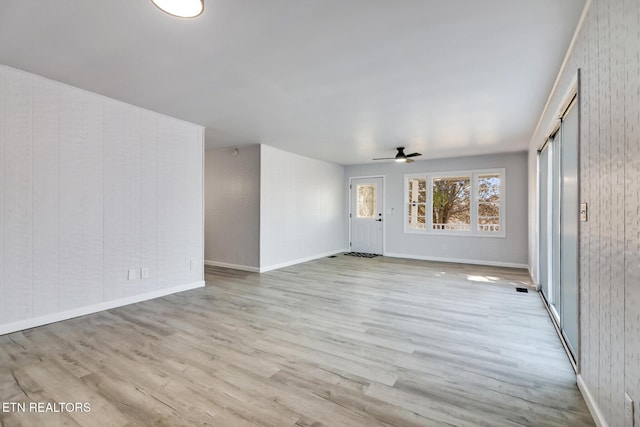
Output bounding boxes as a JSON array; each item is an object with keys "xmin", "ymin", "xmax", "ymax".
[{"xmin": 0, "ymin": 0, "xmax": 585, "ymax": 165}]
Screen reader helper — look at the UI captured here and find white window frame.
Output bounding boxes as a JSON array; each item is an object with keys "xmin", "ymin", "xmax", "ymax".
[
  {"xmin": 404, "ymin": 168, "xmax": 506, "ymax": 237},
  {"xmin": 406, "ymin": 176, "xmax": 428, "ymax": 231}
]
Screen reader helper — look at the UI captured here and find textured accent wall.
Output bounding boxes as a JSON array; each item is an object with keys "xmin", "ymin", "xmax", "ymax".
[
  {"xmin": 529, "ymin": 1, "xmax": 640, "ymax": 425},
  {"xmin": 204, "ymin": 145, "xmax": 261, "ymax": 270},
  {"xmin": 0, "ymin": 65, "xmax": 204, "ymax": 334}
]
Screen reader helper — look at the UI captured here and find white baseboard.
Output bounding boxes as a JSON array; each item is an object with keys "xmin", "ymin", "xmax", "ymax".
[
  {"xmin": 383, "ymin": 252, "xmax": 528, "ymax": 269},
  {"xmin": 204, "ymin": 260, "xmax": 260, "ymax": 273},
  {"xmin": 259, "ymin": 249, "xmax": 348, "ymax": 273},
  {"xmin": 528, "ymin": 265, "xmax": 541, "ymax": 290},
  {"xmin": 0, "ymin": 281, "xmax": 205, "ymax": 336},
  {"xmin": 577, "ymin": 374, "xmax": 608, "ymax": 427}
]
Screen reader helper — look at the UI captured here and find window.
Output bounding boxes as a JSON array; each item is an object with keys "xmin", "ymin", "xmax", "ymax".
[
  {"xmin": 407, "ymin": 178, "xmax": 426, "ymax": 230},
  {"xmin": 432, "ymin": 175, "xmax": 471, "ymax": 231},
  {"xmin": 357, "ymin": 184, "xmax": 376, "ymax": 218},
  {"xmin": 405, "ymin": 169, "xmax": 505, "ymax": 236},
  {"xmin": 477, "ymin": 173, "xmax": 501, "ymax": 232}
]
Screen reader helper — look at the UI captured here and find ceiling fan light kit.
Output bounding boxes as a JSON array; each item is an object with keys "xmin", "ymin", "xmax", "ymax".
[
  {"xmin": 373, "ymin": 147, "xmax": 421, "ymax": 164},
  {"xmin": 151, "ymin": 0, "xmax": 204, "ymax": 18}
]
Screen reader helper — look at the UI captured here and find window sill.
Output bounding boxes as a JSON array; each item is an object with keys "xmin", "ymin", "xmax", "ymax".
[{"xmin": 404, "ymin": 230, "xmax": 506, "ymax": 238}]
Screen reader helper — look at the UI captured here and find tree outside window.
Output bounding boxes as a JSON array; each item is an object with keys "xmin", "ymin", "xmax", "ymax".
[
  {"xmin": 477, "ymin": 174, "xmax": 501, "ymax": 232},
  {"xmin": 432, "ymin": 176, "xmax": 470, "ymax": 231},
  {"xmin": 404, "ymin": 169, "xmax": 505, "ymax": 236}
]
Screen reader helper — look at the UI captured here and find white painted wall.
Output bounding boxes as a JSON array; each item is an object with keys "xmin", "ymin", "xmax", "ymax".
[
  {"xmin": 0, "ymin": 65, "xmax": 204, "ymax": 335},
  {"xmin": 204, "ymin": 145, "xmax": 261, "ymax": 271},
  {"xmin": 260, "ymin": 145, "xmax": 346, "ymax": 271},
  {"xmin": 344, "ymin": 152, "xmax": 528, "ymax": 268},
  {"xmin": 528, "ymin": 1, "xmax": 640, "ymax": 425}
]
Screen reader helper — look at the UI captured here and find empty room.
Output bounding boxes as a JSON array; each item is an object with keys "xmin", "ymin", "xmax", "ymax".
[{"xmin": 0, "ymin": 0, "xmax": 638, "ymax": 426}]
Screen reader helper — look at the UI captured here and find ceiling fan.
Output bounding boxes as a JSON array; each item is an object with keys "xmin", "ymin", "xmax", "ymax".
[{"xmin": 373, "ymin": 147, "xmax": 422, "ymax": 163}]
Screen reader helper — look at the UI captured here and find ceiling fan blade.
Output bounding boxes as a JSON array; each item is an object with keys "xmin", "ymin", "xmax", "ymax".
[
  {"xmin": 406, "ymin": 153, "xmax": 422, "ymax": 158},
  {"xmin": 372, "ymin": 157, "xmax": 396, "ymax": 160}
]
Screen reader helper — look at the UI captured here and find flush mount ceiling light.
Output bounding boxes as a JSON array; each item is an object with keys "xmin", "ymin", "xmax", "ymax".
[{"xmin": 151, "ymin": 0, "xmax": 204, "ymax": 18}]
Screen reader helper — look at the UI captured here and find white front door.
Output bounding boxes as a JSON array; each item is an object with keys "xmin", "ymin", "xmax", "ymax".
[{"xmin": 350, "ymin": 177, "xmax": 383, "ymax": 254}]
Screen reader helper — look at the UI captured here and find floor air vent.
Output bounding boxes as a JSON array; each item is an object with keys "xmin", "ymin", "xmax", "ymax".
[
  {"xmin": 516, "ymin": 287, "xmax": 529, "ymax": 293},
  {"xmin": 344, "ymin": 252, "xmax": 379, "ymax": 258}
]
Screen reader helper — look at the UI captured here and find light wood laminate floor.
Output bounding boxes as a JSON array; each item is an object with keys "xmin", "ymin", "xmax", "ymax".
[{"xmin": 0, "ymin": 255, "xmax": 594, "ymax": 426}]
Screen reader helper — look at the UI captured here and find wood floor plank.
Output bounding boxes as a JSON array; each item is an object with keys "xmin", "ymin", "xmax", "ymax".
[{"xmin": 0, "ymin": 255, "xmax": 593, "ymax": 426}]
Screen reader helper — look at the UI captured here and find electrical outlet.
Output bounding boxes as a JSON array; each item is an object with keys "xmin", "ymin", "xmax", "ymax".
[
  {"xmin": 625, "ymin": 393, "xmax": 634, "ymax": 427},
  {"xmin": 127, "ymin": 269, "xmax": 138, "ymax": 280},
  {"xmin": 141, "ymin": 268, "xmax": 149, "ymax": 279}
]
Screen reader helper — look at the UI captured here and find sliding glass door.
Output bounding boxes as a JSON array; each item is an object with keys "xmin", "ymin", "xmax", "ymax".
[
  {"xmin": 538, "ymin": 97, "xmax": 579, "ymax": 361},
  {"xmin": 539, "ymin": 140, "xmax": 551, "ymax": 301},
  {"xmin": 559, "ymin": 101, "xmax": 579, "ymax": 357}
]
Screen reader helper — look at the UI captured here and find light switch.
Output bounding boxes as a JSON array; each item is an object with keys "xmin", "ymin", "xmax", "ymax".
[
  {"xmin": 190, "ymin": 260, "xmax": 197, "ymax": 270},
  {"xmin": 127, "ymin": 269, "xmax": 138, "ymax": 280},
  {"xmin": 580, "ymin": 203, "xmax": 588, "ymax": 222},
  {"xmin": 141, "ymin": 268, "xmax": 149, "ymax": 278}
]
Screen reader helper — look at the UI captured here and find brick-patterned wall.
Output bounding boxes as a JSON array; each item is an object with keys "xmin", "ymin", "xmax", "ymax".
[
  {"xmin": 530, "ymin": 0, "xmax": 639, "ymax": 425},
  {"xmin": 0, "ymin": 65, "xmax": 204, "ymax": 334}
]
